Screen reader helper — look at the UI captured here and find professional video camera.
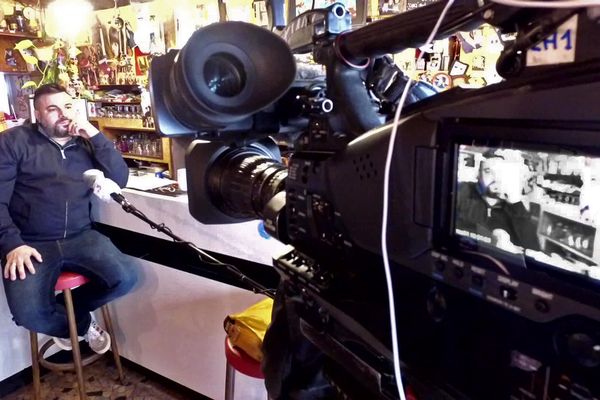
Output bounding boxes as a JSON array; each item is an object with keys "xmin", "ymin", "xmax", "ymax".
[{"xmin": 149, "ymin": 1, "xmax": 600, "ymax": 398}]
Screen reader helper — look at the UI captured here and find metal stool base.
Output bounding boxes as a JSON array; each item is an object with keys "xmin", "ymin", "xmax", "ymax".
[{"xmin": 30, "ymin": 299, "xmax": 125, "ymax": 400}]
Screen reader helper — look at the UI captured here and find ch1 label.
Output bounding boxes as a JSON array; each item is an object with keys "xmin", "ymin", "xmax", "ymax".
[{"xmin": 527, "ymin": 15, "xmax": 577, "ymax": 67}]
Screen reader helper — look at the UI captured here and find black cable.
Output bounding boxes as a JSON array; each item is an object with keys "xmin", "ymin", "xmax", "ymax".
[{"xmin": 117, "ymin": 198, "xmax": 276, "ymax": 298}]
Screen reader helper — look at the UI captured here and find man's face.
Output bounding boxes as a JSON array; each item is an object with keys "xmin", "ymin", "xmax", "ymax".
[
  {"xmin": 478, "ymin": 156, "xmax": 526, "ymax": 201},
  {"xmin": 478, "ymin": 157, "xmax": 501, "ymax": 194},
  {"xmin": 34, "ymin": 92, "xmax": 75, "ymax": 139}
]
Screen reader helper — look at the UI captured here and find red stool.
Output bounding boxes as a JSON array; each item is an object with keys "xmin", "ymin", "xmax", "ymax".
[
  {"xmin": 224, "ymin": 337, "xmax": 264, "ymax": 400},
  {"xmin": 29, "ymin": 272, "xmax": 125, "ymax": 400}
]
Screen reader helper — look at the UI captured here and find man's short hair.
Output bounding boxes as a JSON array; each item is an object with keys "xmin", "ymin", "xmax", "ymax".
[
  {"xmin": 33, "ymin": 84, "xmax": 68, "ymax": 109},
  {"xmin": 482, "ymin": 149, "xmax": 505, "ymax": 160}
]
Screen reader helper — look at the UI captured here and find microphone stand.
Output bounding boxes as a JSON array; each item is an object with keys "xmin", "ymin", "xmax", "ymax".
[{"xmin": 112, "ymin": 194, "xmax": 275, "ymax": 298}]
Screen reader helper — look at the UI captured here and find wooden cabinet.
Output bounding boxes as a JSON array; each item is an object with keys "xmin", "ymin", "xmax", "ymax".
[{"xmin": 90, "ymin": 117, "xmax": 173, "ymax": 177}]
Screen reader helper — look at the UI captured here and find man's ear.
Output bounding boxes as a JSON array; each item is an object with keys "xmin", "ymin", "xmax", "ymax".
[{"xmin": 34, "ymin": 109, "xmax": 40, "ymax": 122}]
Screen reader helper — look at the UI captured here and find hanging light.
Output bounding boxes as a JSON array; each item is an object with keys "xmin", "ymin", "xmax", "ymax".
[{"xmin": 45, "ymin": 0, "xmax": 93, "ymax": 41}]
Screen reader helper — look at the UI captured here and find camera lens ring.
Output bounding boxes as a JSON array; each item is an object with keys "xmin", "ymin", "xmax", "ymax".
[{"xmin": 206, "ymin": 146, "xmax": 287, "ymax": 219}]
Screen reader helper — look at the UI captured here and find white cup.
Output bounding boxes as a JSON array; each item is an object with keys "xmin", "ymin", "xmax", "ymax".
[{"xmin": 177, "ymin": 168, "xmax": 188, "ymax": 192}]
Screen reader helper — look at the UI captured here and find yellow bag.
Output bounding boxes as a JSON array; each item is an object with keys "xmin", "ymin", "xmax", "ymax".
[{"xmin": 224, "ymin": 297, "xmax": 274, "ymax": 362}]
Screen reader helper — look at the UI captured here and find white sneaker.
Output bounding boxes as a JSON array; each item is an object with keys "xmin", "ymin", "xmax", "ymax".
[
  {"xmin": 84, "ymin": 319, "xmax": 111, "ymax": 354},
  {"xmin": 52, "ymin": 336, "xmax": 75, "ymax": 351}
]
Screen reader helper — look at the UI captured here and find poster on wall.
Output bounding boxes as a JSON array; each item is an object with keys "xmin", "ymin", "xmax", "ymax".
[
  {"xmin": 0, "ymin": 38, "xmax": 27, "ymax": 73},
  {"xmin": 4, "ymin": 74, "xmax": 34, "ymax": 120},
  {"xmin": 378, "ymin": 0, "xmax": 403, "ymax": 15},
  {"xmin": 405, "ymin": 0, "xmax": 437, "ymax": 11}
]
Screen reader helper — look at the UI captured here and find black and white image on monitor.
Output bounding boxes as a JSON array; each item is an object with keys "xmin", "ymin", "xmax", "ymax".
[{"xmin": 455, "ymin": 144, "xmax": 600, "ymax": 281}]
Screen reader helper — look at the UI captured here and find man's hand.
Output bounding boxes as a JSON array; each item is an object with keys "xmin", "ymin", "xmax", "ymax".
[
  {"xmin": 3, "ymin": 245, "xmax": 42, "ymax": 281},
  {"xmin": 67, "ymin": 117, "xmax": 100, "ymax": 139},
  {"xmin": 491, "ymin": 229, "xmax": 522, "ymax": 254},
  {"xmin": 90, "ymin": 176, "xmax": 121, "ymax": 203}
]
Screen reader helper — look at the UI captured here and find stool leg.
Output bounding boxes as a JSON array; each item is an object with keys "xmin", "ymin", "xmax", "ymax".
[
  {"xmin": 64, "ymin": 288, "xmax": 87, "ymax": 400},
  {"xmin": 225, "ymin": 362, "xmax": 235, "ymax": 400},
  {"xmin": 101, "ymin": 305, "xmax": 125, "ymax": 383},
  {"xmin": 29, "ymin": 331, "xmax": 41, "ymax": 400}
]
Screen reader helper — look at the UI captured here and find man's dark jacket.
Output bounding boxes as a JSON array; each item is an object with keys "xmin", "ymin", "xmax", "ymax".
[{"xmin": 0, "ymin": 123, "xmax": 128, "ymax": 256}]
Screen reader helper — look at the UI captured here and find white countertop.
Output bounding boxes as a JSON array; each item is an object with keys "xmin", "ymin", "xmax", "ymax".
[{"xmin": 92, "ymin": 188, "xmax": 288, "ymax": 266}]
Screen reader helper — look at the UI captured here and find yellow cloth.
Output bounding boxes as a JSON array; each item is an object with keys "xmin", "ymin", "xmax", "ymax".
[{"xmin": 224, "ymin": 297, "xmax": 274, "ymax": 362}]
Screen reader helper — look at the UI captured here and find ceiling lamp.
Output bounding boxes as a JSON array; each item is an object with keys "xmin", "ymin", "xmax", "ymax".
[{"xmin": 45, "ymin": 0, "xmax": 94, "ymax": 41}]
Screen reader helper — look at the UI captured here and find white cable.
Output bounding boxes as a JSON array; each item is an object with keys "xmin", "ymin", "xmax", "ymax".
[
  {"xmin": 490, "ymin": 0, "xmax": 600, "ymax": 8},
  {"xmin": 380, "ymin": 1, "xmax": 456, "ymax": 399}
]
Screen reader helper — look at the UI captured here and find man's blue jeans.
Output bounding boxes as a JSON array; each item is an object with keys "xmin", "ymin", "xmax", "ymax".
[{"xmin": 2, "ymin": 229, "xmax": 137, "ymax": 338}]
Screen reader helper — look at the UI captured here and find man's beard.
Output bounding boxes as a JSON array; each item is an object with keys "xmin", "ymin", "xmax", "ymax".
[{"xmin": 42, "ymin": 119, "xmax": 71, "ymax": 138}]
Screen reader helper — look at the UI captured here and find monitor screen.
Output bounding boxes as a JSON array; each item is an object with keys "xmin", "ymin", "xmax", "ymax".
[{"xmin": 454, "ymin": 144, "xmax": 600, "ymax": 281}]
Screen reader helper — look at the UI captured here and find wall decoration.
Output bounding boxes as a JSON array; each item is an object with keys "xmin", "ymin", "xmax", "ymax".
[
  {"xmin": 432, "ymin": 72, "xmax": 452, "ymax": 91},
  {"xmin": 378, "ymin": 0, "xmax": 403, "ymax": 15},
  {"xmin": 449, "ymin": 60, "xmax": 469, "ymax": 76},
  {"xmin": 457, "ymin": 30, "xmax": 484, "ymax": 53},
  {"xmin": 472, "ymin": 55, "xmax": 486, "ymax": 71}
]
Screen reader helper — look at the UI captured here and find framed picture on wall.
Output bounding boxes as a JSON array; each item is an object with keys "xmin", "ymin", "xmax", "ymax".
[{"xmin": 0, "ymin": 38, "xmax": 27, "ymax": 72}]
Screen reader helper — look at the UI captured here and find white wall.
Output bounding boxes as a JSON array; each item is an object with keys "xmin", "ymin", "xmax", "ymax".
[
  {"xmin": 0, "ymin": 283, "xmax": 31, "ymax": 381},
  {"xmin": 109, "ymin": 256, "xmax": 267, "ymax": 400},
  {"xmin": 0, "ymin": 285, "xmax": 59, "ymax": 382}
]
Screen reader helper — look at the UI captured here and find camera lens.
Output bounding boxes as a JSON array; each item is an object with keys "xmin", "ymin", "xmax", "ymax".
[
  {"xmin": 204, "ymin": 53, "xmax": 246, "ymax": 98},
  {"xmin": 207, "ymin": 146, "xmax": 287, "ymax": 220}
]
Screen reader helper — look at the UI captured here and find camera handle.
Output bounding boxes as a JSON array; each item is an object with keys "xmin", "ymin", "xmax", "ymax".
[{"xmin": 116, "ymin": 196, "xmax": 276, "ymax": 298}]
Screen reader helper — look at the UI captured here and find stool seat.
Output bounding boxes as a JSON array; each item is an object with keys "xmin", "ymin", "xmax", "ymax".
[
  {"xmin": 224, "ymin": 337, "xmax": 264, "ymax": 379},
  {"xmin": 55, "ymin": 271, "xmax": 90, "ymax": 291},
  {"xmin": 30, "ymin": 271, "xmax": 124, "ymax": 400}
]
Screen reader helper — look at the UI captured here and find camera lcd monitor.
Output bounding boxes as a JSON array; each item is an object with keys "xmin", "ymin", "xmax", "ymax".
[{"xmin": 454, "ymin": 144, "xmax": 600, "ymax": 282}]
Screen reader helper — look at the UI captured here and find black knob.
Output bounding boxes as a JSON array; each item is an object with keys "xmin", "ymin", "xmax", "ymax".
[
  {"xmin": 471, "ymin": 275, "xmax": 484, "ymax": 288},
  {"xmin": 534, "ymin": 299, "xmax": 550, "ymax": 313},
  {"xmin": 434, "ymin": 260, "xmax": 446, "ymax": 273},
  {"xmin": 426, "ymin": 286, "xmax": 447, "ymax": 323},
  {"xmin": 566, "ymin": 333, "xmax": 600, "ymax": 368},
  {"xmin": 453, "ymin": 267, "xmax": 465, "ymax": 279}
]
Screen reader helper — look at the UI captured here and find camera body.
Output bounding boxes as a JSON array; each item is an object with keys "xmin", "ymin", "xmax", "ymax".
[{"xmin": 150, "ymin": 3, "xmax": 600, "ymax": 398}]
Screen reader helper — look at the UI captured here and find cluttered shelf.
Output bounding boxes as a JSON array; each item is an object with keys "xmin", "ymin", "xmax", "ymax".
[
  {"xmin": 90, "ymin": 117, "xmax": 155, "ymax": 132},
  {"xmin": 89, "ymin": 116, "xmax": 172, "ymax": 177},
  {"xmin": 541, "ymin": 206, "xmax": 597, "ymax": 229},
  {"xmin": 539, "ymin": 234, "xmax": 596, "ymax": 265}
]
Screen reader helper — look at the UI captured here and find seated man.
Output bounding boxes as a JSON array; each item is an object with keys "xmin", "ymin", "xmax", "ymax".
[
  {"xmin": 456, "ymin": 149, "xmax": 541, "ymax": 252},
  {"xmin": 0, "ymin": 84, "xmax": 137, "ymax": 354}
]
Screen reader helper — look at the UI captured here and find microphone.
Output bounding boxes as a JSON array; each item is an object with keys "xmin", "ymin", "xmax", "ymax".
[{"xmin": 83, "ymin": 169, "xmax": 129, "ymax": 205}]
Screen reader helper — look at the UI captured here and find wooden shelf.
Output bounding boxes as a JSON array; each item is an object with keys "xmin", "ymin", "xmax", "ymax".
[
  {"xmin": 93, "ymin": 100, "xmax": 141, "ymax": 105},
  {"xmin": 96, "ymin": 84, "xmax": 141, "ymax": 92},
  {"xmin": 122, "ymin": 154, "xmax": 169, "ymax": 163},
  {"xmin": 0, "ymin": 31, "xmax": 39, "ymax": 39},
  {"xmin": 90, "ymin": 117, "xmax": 155, "ymax": 132}
]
